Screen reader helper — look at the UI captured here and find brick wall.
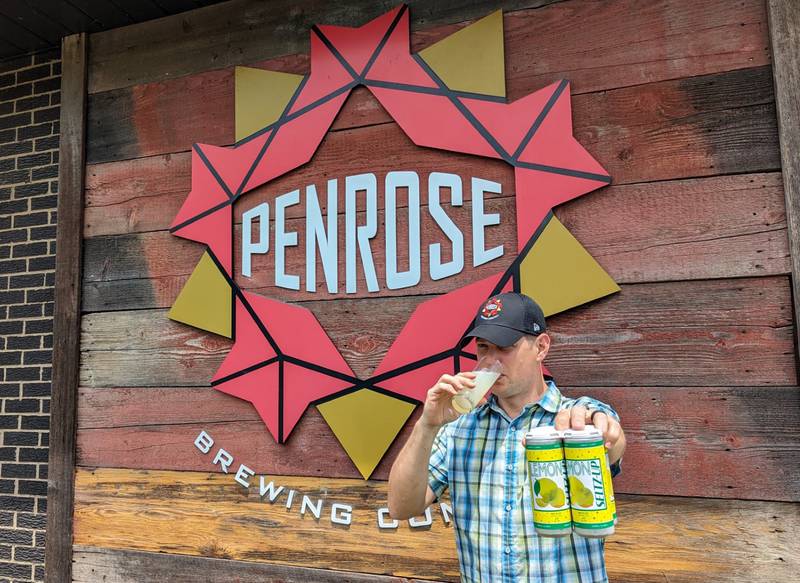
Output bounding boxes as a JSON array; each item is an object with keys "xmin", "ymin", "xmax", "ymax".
[{"xmin": 0, "ymin": 48, "xmax": 61, "ymax": 583}]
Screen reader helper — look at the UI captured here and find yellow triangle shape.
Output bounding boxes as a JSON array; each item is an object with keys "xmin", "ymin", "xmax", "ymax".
[
  {"xmin": 235, "ymin": 67, "xmax": 304, "ymax": 141},
  {"xmin": 520, "ymin": 216, "xmax": 620, "ymax": 317},
  {"xmin": 168, "ymin": 251, "xmax": 232, "ymax": 338},
  {"xmin": 418, "ymin": 10, "xmax": 505, "ymax": 97},
  {"xmin": 317, "ymin": 389, "xmax": 416, "ymax": 480}
]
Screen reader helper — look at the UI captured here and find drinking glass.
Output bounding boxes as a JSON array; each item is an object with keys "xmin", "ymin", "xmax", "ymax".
[{"xmin": 451, "ymin": 359, "xmax": 503, "ymax": 414}]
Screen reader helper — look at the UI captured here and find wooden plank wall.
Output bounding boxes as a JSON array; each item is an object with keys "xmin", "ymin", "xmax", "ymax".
[
  {"xmin": 46, "ymin": 32, "xmax": 87, "ymax": 583},
  {"xmin": 70, "ymin": 0, "xmax": 800, "ymax": 581}
]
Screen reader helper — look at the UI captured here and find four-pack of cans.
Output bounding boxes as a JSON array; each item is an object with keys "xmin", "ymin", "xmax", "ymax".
[{"xmin": 525, "ymin": 426, "xmax": 617, "ymax": 538}]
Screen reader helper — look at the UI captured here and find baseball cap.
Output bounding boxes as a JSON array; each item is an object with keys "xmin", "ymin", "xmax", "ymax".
[{"xmin": 464, "ymin": 292, "xmax": 546, "ymax": 347}]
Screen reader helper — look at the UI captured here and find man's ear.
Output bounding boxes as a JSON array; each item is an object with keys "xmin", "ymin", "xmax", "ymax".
[{"xmin": 535, "ymin": 333, "xmax": 551, "ymax": 361}]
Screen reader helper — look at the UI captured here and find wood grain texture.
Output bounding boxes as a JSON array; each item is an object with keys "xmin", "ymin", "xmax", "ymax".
[
  {"xmin": 83, "ymin": 117, "xmax": 512, "ymax": 237},
  {"xmin": 86, "ymin": 0, "xmax": 563, "ymax": 94},
  {"xmin": 75, "ymin": 469, "xmax": 461, "ymax": 581},
  {"xmin": 83, "ymin": 0, "xmax": 773, "ymax": 162},
  {"xmin": 768, "ymin": 0, "xmax": 800, "ymax": 373},
  {"xmin": 73, "ymin": 468, "xmax": 800, "ymax": 583},
  {"xmin": 79, "ymin": 276, "xmax": 796, "ymax": 388},
  {"xmin": 71, "ymin": 1, "xmax": 800, "ymax": 579},
  {"xmin": 86, "ymin": 59, "xmax": 779, "ymax": 182},
  {"xmin": 577, "ymin": 386, "xmax": 800, "ymax": 502},
  {"xmin": 96, "ymin": 204, "xmax": 517, "ymax": 308},
  {"xmin": 81, "ymin": 172, "xmax": 791, "ymax": 313},
  {"xmin": 73, "ymin": 546, "xmax": 438, "ymax": 583},
  {"xmin": 557, "ymin": 173, "xmax": 789, "ymax": 283},
  {"xmin": 335, "ymin": 0, "xmax": 774, "ymax": 132},
  {"xmin": 83, "ymin": 102, "xmax": 784, "ymax": 239},
  {"xmin": 547, "ymin": 275, "xmax": 795, "ymax": 387},
  {"xmin": 46, "ymin": 32, "xmax": 87, "ymax": 583},
  {"xmin": 572, "ymin": 65, "xmax": 778, "ymax": 185},
  {"xmin": 86, "ymin": 0, "xmax": 768, "ymax": 95},
  {"xmin": 495, "ymin": 0, "xmax": 770, "ymax": 99},
  {"xmin": 84, "ymin": 151, "xmax": 191, "ymax": 237},
  {"xmin": 76, "ymin": 385, "xmax": 800, "ymax": 501}
]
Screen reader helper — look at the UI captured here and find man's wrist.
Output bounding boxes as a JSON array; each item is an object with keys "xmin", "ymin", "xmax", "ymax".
[{"xmin": 416, "ymin": 417, "xmax": 443, "ymax": 435}]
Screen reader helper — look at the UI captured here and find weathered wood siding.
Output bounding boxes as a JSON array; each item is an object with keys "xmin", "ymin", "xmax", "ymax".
[
  {"xmin": 70, "ymin": 0, "xmax": 799, "ymax": 581},
  {"xmin": 72, "ymin": 468, "xmax": 798, "ymax": 582},
  {"xmin": 47, "ymin": 32, "xmax": 87, "ymax": 583}
]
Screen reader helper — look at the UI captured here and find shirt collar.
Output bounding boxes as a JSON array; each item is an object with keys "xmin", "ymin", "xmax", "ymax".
[
  {"xmin": 536, "ymin": 380, "xmax": 562, "ymax": 413},
  {"xmin": 476, "ymin": 379, "xmax": 562, "ymax": 418}
]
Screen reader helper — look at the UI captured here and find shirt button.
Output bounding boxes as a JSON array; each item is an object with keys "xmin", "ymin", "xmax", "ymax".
[
  {"xmin": 505, "ymin": 547, "xmax": 511, "ymax": 555},
  {"xmin": 505, "ymin": 504, "xmax": 512, "ymax": 512}
]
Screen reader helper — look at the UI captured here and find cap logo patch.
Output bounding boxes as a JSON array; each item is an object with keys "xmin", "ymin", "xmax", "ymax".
[{"xmin": 480, "ymin": 298, "xmax": 503, "ymax": 320}]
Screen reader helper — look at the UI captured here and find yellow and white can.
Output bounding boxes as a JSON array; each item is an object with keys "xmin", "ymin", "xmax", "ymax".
[
  {"xmin": 525, "ymin": 427, "xmax": 571, "ymax": 537},
  {"xmin": 563, "ymin": 427, "xmax": 616, "ymax": 538}
]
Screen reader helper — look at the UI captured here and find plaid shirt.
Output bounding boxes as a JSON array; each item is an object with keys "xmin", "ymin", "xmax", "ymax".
[{"xmin": 428, "ymin": 380, "xmax": 621, "ymax": 583}]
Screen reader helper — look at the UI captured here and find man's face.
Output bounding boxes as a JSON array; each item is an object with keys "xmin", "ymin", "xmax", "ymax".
[{"xmin": 475, "ymin": 333, "xmax": 550, "ymax": 398}]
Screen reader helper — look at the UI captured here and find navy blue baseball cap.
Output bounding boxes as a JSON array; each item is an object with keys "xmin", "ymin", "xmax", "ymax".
[{"xmin": 464, "ymin": 292, "xmax": 546, "ymax": 347}]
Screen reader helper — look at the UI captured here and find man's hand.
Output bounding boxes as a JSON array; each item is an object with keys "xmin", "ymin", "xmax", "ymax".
[
  {"xmin": 390, "ymin": 373, "xmax": 477, "ymax": 520},
  {"xmin": 554, "ymin": 406, "xmax": 625, "ymax": 464},
  {"xmin": 419, "ymin": 372, "xmax": 477, "ymax": 429}
]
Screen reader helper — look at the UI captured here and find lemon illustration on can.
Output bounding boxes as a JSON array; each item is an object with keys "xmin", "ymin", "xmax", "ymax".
[
  {"xmin": 568, "ymin": 476, "xmax": 594, "ymax": 508},
  {"xmin": 534, "ymin": 478, "xmax": 566, "ymax": 508}
]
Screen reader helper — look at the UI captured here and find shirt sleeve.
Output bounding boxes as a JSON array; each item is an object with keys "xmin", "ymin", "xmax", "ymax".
[
  {"xmin": 560, "ymin": 395, "xmax": 623, "ymax": 478},
  {"xmin": 428, "ymin": 423, "xmax": 451, "ymax": 500}
]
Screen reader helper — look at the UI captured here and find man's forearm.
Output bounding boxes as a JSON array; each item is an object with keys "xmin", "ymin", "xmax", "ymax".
[{"xmin": 387, "ymin": 420, "xmax": 440, "ymax": 519}]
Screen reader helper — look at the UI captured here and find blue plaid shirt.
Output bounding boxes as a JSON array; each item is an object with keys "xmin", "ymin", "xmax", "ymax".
[{"xmin": 428, "ymin": 380, "xmax": 621, "ymax": 583}]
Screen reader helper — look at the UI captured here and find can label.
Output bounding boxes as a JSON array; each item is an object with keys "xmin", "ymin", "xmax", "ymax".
[
  {"xmin": 526, "ymin": 443, "xmax": 571, "ymax": 531},
  {"xmin": 564, "ymin": 440, "xmax": 615, "ymax": 530}
]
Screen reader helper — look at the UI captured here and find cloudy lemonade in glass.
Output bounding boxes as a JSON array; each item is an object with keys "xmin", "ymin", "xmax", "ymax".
[{"xmin": 452, "ymin": 360, "xmax": 502, "ymax": 414}]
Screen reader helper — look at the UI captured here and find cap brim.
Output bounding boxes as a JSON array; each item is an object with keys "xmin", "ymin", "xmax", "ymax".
[{"xmin": 464, "ymin": 324, "xmax": 525, "ymax": 348}]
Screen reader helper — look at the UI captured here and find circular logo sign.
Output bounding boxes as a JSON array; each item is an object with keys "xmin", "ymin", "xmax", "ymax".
[{"xmin": 167, "ymin": 6, "xmax": 615, "ymax": 478}]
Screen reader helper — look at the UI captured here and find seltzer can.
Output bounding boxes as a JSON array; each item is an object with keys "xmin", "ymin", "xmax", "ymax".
[
  {"xmin": 525, "ymin": 427, "xmax": 572, "ymax": 537},
  {"xmin": 563, "ymin": 427, "xmax": 616, "ymax": 538}
]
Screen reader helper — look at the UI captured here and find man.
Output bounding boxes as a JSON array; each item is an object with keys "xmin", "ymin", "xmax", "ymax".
[{"xmin": 388, "ymin": 292, "xmax": 626, "ymax": 583}]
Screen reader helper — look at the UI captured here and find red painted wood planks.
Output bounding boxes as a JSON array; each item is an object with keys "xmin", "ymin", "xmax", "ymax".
[
  {"xmin": 82, "ymin": 173, "xmax": 790, "ymax": 314},
  {"xmin": 85, "ymin": 66, "xmax": 779, "ymax": 200},
  {"xmin": 76, "ymin": 385, "xmax": 800, "ymax": 501},
  {"xmin": 79, "ymin": 276, "xmax": 796, "ymax": 388},
  {"xmin": 85, "ymin": 0, "xmax": 771, "ymax": 163}
]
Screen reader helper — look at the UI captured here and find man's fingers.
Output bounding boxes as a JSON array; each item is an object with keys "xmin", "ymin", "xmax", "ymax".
[
  {"xmin": 431, "ymin": 372, "xmax": 479, "ymax": 398},
  {"xmin": 428, "ymin": 383, "xmax": 457, "ymax": 399},
  {"xmin": 458, "ymin": 372, "xmax": 477, "ymax": 388},
  {"xmin": 438, "ymin": 374, "xmax": 460, "ymax": 389},
  {"xmin": 553, "ymin": 408, "xmax": 621, "ymax": 449},
  {"xmin": 435, "ymin": 382, "xmax": 459, "ymax": 396},
  {"xmin": 592, "ymin": 411, "xmax": 608, "ymax": 435},
  {"xmin": 442, "ymin": 374, "xmax": 476, "ymax": 390},
  {"xmin": 570, "ymin": 406, "xmax": 587, "ymax": 430},
  {"xmin": 605, "ymin": 420, "xmax": 621, "ymax": 449},
  {"xmin": 554, "ymin": 409, "xmax": 570, "ymax": 430},
  {"xmin": 437, "ymin": 375, "xmax": 466, "ymax": 391}
]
